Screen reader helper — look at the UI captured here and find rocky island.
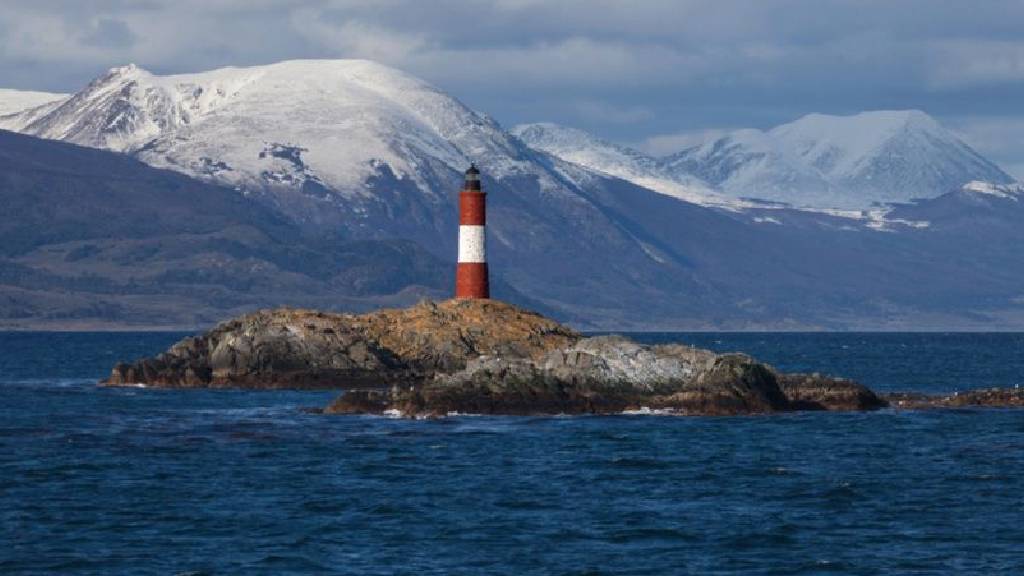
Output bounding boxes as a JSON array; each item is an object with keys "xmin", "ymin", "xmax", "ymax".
[{"xmin": 104, "ymin": 299, "xmax": 1024, "ymax": 417}]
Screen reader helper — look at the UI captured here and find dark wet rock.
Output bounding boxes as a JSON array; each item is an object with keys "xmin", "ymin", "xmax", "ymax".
[
  {"xmin": 884, "ymin": 388, "xmax": 1024, "ymax": 409},
  {"xmin": 776, "ymin": 373, "xmax": 887, "ymax": 411},
  {"xmin": 324, "ymin": 335, "xmax": 871, "ymax": 417}
]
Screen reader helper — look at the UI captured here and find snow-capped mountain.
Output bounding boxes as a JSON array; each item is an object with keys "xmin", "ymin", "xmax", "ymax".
[
  {"xmin": 7, "ymin": 63, "xmax": 1010, "ymax": 218},
  {"xmin": 664, "ymin": 110, "xmax": 1014, "ymax": 209},
  {"xmin": 511, "ymin": 122, "xmax": 735, "ymax": 207},
  {"xmin": 4, "ymin": 60, "xmax": 571, "ymax": 213},
  {"xmin": 514, "ymin": 111, "xmax": 1011, "ymax": 211},
  {"xmin": 3, "ymin": 59, "xmax": 767, "ymax": 325},
  {"xmin": 660, "ymin": 128, "xmax": 830, "ymax": 207}
]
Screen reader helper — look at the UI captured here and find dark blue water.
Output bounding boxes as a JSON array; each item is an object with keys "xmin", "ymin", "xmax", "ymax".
[{"xmin": 3, "ymin": 332, "xmax": 1024, "ymax": 575}]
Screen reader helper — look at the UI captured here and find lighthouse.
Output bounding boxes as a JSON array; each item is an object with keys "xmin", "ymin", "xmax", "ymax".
[{"xmin": 455, "ymin": 164, "xmax": 490, "ymax": 299}]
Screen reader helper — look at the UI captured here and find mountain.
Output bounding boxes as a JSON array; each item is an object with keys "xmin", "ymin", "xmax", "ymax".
[
  {"xmin": 888, "ymin": 181, "xmax": 1024, "ymax": 229},
  {"xmin": 661, "ymin": 128, "xmax": 831, "ymax": 207},
  {"xmin": 514, "ymin": 112, "xmax": 1011, "ymax": 211},
  {"xmin": 2, "ymin": 60, "xmax": 571, "ymax": 231},
  {"xmin": 0, "ymin": 60, "xmax": 795, "ymax": 327},
  {"xmin": 0, "ymin": 129, "xmax": 459, "ymax": 329},
  {"xmin": 663, "ymin": 110, "xmax": 1014, "ymax": 209},
  {"xmin": 0, "ymin": 61, "xmax": 753, "ymax": 326},
  {"xmin": 5, "ymin": 60, "xmax": 1024, "ymax": 329},
  {"xmin": 511, "ymin": 122, "xmax": 735, "ymax": 207}
]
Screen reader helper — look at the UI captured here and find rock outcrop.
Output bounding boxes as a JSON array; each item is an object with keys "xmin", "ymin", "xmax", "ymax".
[
  {"xmin": 884, "ymin": 388, "xmax": 1024, "ymax": 409},
  {"xmin": 104, "ymin": 299, "xmax": 579, "ymax": 389},
  {"xmin": 105, "ymin": 298, "xmax": 892, "ymax": 416},
  {"xmin": 324, "ymin": 334, "xmax": 886, "ymax": 417},
  {"xmin": 777, "ymin": 373, "xmax": 888, "ymax": 411}
]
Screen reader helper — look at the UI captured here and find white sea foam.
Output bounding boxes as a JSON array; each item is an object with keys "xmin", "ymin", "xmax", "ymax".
[{"xmin": 621, "ymin": 406, "xmax": 676, "ymax": 415}]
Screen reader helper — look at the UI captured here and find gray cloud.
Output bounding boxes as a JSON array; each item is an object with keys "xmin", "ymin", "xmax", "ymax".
[
  {"xmin": 80, "ymin": 17, "xmax": 136, "ymax": 48},
  {"xmin": 949, "ymin": 116, "xmax": 1024, "ymax": 180},
  {"xmin": 0, "ymin": 0, "xmax": 1022, "ymax": 174}
]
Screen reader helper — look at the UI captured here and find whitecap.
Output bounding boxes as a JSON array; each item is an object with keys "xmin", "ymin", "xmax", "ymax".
[{"xmin": 622, "ymin": 406, "xmax": 675, "ymax": 415}]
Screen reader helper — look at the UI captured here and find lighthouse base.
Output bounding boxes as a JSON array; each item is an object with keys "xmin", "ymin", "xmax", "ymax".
[{"xmin": 455, "ymin": 262, "xmax": 490, "ymax": 299}]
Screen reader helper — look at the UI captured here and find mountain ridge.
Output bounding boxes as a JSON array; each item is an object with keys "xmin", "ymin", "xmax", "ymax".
[
  {"xmin": 510, "ymin": 122, "xmax": 737, "ymax": 208},
  {"xmin": 668, "ymin": 110, "xmax": 1014, "ymax": 209},
  {"xmin": 4, "ymin": 60, "xmax": 1024, "ymax": 329},
  {"xmin": 517, "ymin": 112, "xmax": 1015, "ymax": 211}
]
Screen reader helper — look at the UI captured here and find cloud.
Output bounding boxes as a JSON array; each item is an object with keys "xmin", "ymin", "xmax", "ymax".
[
  {"xmin": 80, "ymin": 17, "xmax": 136, "ymax": 49},
  {"xmin": 948, "ymin": 116, "xmax": 1024, "ymax": 180},
  {"xmin": 633, "ymin": 129, "xmax": 735, "ymax": 157},
  {"xmin": 0, "ymin": 0, "xmax": 1023, "ymax": 172},
  {"xmin": 574, "ymin": 101, "xmax": 653, "ymax": 125},
  {"xmin": 927, "ymin": 40, "xmax": 1024, "ymax": 89},
  {"xmin": 290, "ymin": 10, "xmax": 429, "ymax": 63}
]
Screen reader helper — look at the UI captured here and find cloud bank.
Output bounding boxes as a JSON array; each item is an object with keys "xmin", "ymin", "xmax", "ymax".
[{"xmin": 1, "ymin": 0, "xmax": 1022, "ymax": 175}]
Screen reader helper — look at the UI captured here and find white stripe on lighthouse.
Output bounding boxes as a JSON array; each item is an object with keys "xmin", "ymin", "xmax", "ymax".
[{"xmin": 458, "ymin": 225, "xmax": 486, "ymax": 263}]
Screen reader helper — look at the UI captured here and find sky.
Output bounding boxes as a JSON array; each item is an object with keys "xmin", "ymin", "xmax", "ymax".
[{"xmin": 1, "ymin": 0, "xmax": 1023, "ymax": 178}]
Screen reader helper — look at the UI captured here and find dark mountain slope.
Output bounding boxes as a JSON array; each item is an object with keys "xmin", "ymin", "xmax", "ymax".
[{"xmin": 0, "ymin": 130, "xmax": 458, "ymax": 328}]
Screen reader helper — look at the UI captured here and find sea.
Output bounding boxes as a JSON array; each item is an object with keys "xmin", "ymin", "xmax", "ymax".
[{"xmin": 2, "ymin": 331, "xmax": 1024, "ymax": 575}]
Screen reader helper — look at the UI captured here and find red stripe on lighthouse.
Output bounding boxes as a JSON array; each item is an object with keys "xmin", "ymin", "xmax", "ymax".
[
  {"xmin": 456, "ymin": 262, "xmax": 489, "ymax": 299},
  {"xmin": 459, "ymin": 192, "xmax": 486, "ymax": 225}
]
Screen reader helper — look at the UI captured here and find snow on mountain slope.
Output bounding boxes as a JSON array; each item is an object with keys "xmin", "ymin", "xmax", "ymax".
[
  {"xmin": 661, "ymin": 128, "xmax": 830, "ymax": 207},
  {"xmin": 961, "ymin": 180, "xmax": 1024, "ymax": 200},
  {"xmin": 511, "ymin": 122, "xmax": 739, "ymax": 207},
  {"xmin": 7, "ymin": 62, "xmax": 1010, "ymax": 219},
  {"xmin": 770, "ymin": 110, "xmax": 1013, "ymax": 203},
  {"xmin": 0, "ymin": 89, "xmax": 68, "ymax": 131},
  {"xmin": 3, "ymin": 60, "xmax": 567, "ymax": 210},
  {"xmin": 0, "ymin": 89, "xmax": 67, "ymax": 117},
  {"xmin": 514, "ymin": 113, "xmax": 1011, "ymax": 214},
  {"xmin": 663, "ymin": 110, "xmax": 1014, "ymax": 210}
]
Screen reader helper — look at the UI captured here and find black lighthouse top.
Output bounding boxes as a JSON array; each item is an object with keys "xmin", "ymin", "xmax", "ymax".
[{"xmin": 464, "ymin": 164, "xmax": 481, "ymax": 190}]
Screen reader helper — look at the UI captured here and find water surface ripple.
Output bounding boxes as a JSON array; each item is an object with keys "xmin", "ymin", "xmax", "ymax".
[{"xmin": 2, "ymin": 332, "xmax": 1023, "ymax": 575}]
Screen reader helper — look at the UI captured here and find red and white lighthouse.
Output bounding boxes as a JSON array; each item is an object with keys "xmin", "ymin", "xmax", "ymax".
[{"xmin": 455, "ymin": 164, "xmax": 489, "ymax": 299}]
